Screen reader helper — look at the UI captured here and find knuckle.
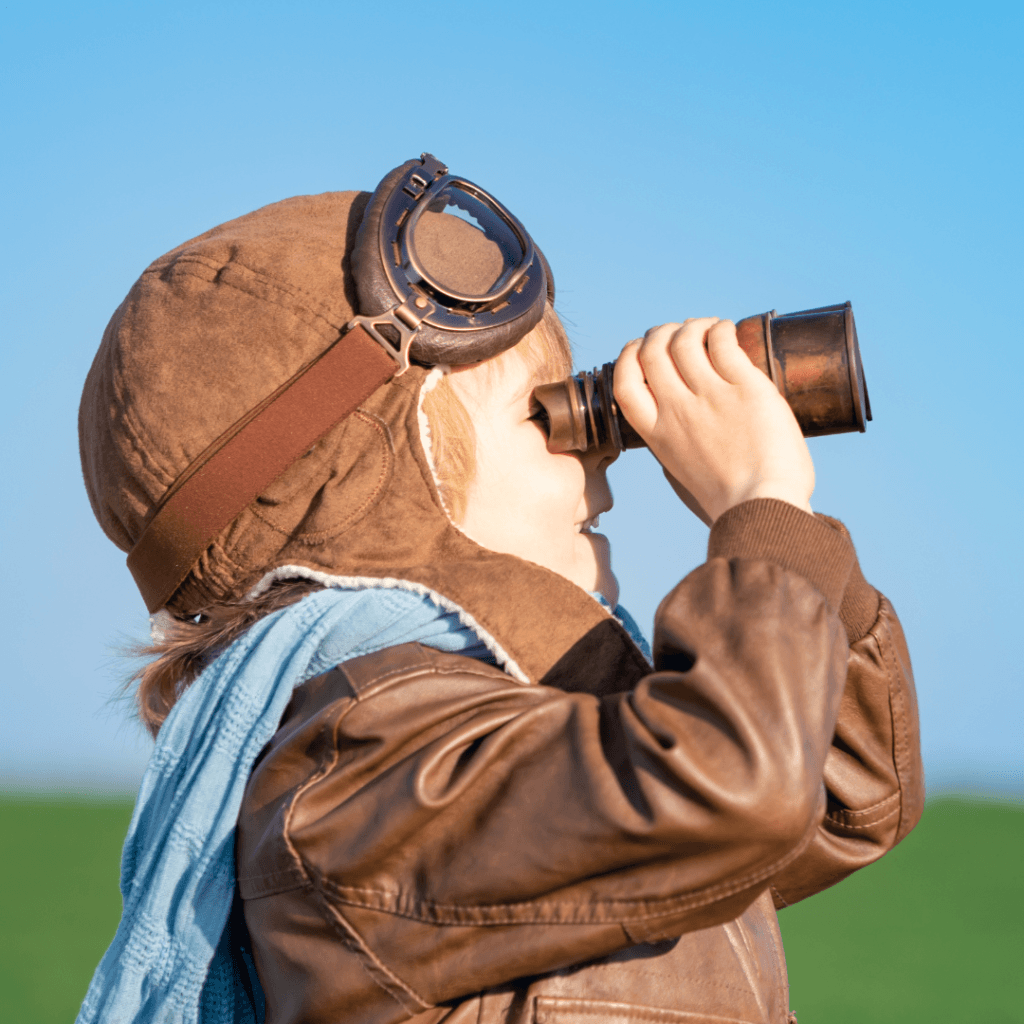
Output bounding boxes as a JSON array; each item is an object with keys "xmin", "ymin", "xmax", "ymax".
[{"xmin": 644, "ymin": 322, "xmax": 680, "ymax": 341}]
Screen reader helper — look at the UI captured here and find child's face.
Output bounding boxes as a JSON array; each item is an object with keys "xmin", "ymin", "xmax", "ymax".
[{"xmin": 446, "ymin": 350, "xmax": 619, "ymax": 605}]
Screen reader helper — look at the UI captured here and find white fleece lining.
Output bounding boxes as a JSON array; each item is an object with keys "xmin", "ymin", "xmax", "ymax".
[
  {"xmin": 415, "ymin": 364, "xmax": 490, "ymax": 550},
  {"xmin": 417, "ymin": 365, "xmax": 450, "ymax": 515},
  {"xmin": 244, "ymin": 564, "xmax": 530, "ymax": 684}
]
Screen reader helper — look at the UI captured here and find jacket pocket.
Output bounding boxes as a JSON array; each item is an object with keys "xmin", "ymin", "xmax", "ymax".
[{"xmin": 534, "ymin": 996, "xmax": 758, "ymax": 1024}]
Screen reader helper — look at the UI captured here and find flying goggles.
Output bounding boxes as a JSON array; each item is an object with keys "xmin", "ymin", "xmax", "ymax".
[{"xmin": 351, "ymin": 153, "xmax": 553, "ymax": 370}]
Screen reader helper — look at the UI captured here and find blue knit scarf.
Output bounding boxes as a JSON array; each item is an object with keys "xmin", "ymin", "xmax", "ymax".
[{"xmin": 75, "ymin": 584, "xmax": 649, "ymax": 1024}]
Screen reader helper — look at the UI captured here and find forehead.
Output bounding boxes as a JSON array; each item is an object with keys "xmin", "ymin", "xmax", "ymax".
[
  {"xmin": 446, "ymin": 347, "xmax": 544, "ymax": 417},
  {"xmin": 468, "ymin": 347, "xmax": 541, "ymax": 409},
  {"xmin": 446, "ymin": 311, "xmax": 574, "ymax": 411},
  {"xmin": 497, "ymin": 346, "xmax": 571, "ymax": 409},
  {"xmin": 490, "ymin": 319, "xmax": 574, "ymax": 393},
  {"xmin": 520, "ymin": 315, "xmax": 574, "ymax": 382}
]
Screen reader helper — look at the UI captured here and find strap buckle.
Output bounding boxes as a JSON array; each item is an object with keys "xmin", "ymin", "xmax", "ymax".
[
  {"xmin": 402, "ymin": 153, "xmax": 448, "ymax": 198},
  {"xmin": 348, "ymin": 294, "xmax": 436, "ymax": 375}
]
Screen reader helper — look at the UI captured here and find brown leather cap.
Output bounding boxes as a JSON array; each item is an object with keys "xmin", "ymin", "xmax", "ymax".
[
  {"xmin": 79, "ymin": 189, "xmax": 643, "ymax": 685},
  {"xmin": 80, "ymin": 191, "xmax": 377, "ymax": 608}
]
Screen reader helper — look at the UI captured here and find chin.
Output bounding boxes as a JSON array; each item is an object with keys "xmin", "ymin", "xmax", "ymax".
[{"xmin": 579, "ymin": 531, "xmax": 619, "ymax": 607}]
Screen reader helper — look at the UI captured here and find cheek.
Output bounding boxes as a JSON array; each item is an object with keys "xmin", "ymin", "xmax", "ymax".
[
  {"xmin": 537, "ymin": 457, "xmax": 587, "ymax": 522},
  {"xmin": 514, "ymin": 435, "xmax": 586, "ymax": 520},
  {"xmin": 475, "ymin": 426, "xmax": 584, "ymax": 529}
]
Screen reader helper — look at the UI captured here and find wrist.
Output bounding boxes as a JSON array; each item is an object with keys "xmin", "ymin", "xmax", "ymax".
[{"xmin": 717, "ymin": 482, "xmax": 813, "ymax": 522}]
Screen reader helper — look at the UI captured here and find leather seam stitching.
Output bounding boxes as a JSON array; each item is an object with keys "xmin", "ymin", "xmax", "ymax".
[
  {"xmin": 247, "ymin": 411, "xmax": 394, "ymax": 542},
  {"xmin": 315, "ymin": 825, "xmax": 814, "ymax": 925},
  {"xmin": 873, "ymin": 600, "xmax": 909, "ymax": 839},
  {"xmin": 828, "ymin": 790, "xmax": 899, "ymax": 818},
  {"xmin": 349, "ymin": 661, "xmax": 521, "ymax": 699},
  {"xmin": 824, "ymin": 791, "xmax": 900, "ymax": 825},
  {"xmin": 280, "ymin": 700, "xmax": 356, "ymax": 882},
  {"xmin": 823, "ymin": 804, "xmax": 900, "ymax": 830},
  {"xmin": 315, "ymin": 895, "xmax": 433, "ymax": 1013},
  {"xmin": 534, "ymin": 996, "xmax": 754, "ymax": 1024}
]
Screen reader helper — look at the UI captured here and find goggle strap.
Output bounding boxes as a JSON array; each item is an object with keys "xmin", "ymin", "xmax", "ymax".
[{"xmin": 126, "ymin": 325, "xmax": 398, "ymax": 613}]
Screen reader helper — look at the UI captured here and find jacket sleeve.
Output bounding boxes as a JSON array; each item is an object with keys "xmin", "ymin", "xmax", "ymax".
[
  {"xmin": 764, "ymin": 518, "xmax": 925, "ymax": 908},
  {"xmin": 239, "ymin": 499, "xmax": 868, "ymax": 1013}
]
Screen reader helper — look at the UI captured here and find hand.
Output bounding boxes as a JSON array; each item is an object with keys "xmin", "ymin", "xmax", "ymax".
[{"xmin": 614, "ymin": 318, "xmax": 815, "ymax": 523}]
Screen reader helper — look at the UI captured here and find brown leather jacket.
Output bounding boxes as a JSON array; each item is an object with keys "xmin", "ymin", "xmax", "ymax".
[{"xmin": 237, "ymin": 501, "xmax": 923, "ymax": 1024}]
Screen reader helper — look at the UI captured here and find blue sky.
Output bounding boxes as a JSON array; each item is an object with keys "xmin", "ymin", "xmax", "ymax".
[{"xmin": 1, "ymin": 0, "xmax": 1021, "ymax": 794}]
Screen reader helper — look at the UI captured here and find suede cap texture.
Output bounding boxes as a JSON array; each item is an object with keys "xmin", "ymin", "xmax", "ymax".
[
  {"xmin": 80, "ymin": 190, "xmax": 372, "ymax": 558},
  {"xmin": 79, "ymin": 190, "xmax": 648, "ymax": 688}
]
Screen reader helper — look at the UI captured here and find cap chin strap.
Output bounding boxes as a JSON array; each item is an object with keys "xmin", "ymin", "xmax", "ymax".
[{"xmin": 127, "ymin": 325, "xmax": 397, "ymax": 613}]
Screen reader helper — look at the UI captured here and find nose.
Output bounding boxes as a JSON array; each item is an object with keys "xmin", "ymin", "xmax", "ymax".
[{"xmin": 581, "ymin": 449, "xmax": 616, "ymax": 517}]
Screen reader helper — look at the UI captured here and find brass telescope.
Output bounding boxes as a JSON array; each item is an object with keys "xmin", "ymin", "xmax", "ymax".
[{"xmin": 532, "ymin": 302, "xmax": 872, "ymax": 454}]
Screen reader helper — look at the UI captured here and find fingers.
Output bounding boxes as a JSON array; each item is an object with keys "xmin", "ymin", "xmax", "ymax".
[
  {"xmin": 705, "ymin": 319, "xmax": 761, "ymax": 385},
  {"xmin": 658, "ymin": 317, "xmax": 722, "ymax": 393},
  {"xmin": 646, "ymin": 318, "xmax": 764, "ymax": 391},
  {"xmin": 635, "ymin": 318, "xmax": 715, "ymax": 396},
  {"xmin": 613, "ymin": 339, "xmax": 658, "ymax": 434},
  {"xmin": 632, "ymin": 322, "xmax": 688, "ymax": 399},
  {"xmin": 616, "ymin": 316, "xmax": 764, "ymax": 441}
]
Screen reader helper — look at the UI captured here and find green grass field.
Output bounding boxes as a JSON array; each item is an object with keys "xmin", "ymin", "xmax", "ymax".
[
  {"xmin": 0, "ymin": 795, "xmax": 1020, "ymax": 1023},
  {"xmin": 780, "ymin": 796, "xmax": 1022, "ymax": 1023}
]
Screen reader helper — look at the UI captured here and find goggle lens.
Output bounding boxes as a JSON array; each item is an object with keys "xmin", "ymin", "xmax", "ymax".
[{"xmin": 406, "ymin": 180, "xmax": 530, "ymax": 307}]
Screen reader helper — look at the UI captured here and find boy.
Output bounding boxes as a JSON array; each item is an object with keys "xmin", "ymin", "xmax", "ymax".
[{"xmin": 77, "ymin": 155, "xmax": 922, "ymax": 1024}]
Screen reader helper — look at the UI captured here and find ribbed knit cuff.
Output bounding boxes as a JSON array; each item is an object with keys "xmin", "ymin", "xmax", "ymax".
[
  {"xmin": 814, "ymin": 514, "xmax": 881, "ymax": 642},
  {"xmin": 708, "ymin": 499, "xmax": 854, "ymax": 612}
]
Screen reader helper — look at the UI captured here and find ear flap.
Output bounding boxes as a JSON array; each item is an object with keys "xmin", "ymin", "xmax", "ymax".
[{"xmin": 351, "ymin": 157, "xmax": 553, "ymax": 367}]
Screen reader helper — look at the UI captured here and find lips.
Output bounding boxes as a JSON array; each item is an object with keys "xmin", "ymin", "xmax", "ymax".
[{"xmin": 577, "ymin": 514, "xmax": 601, "ymax": 533}]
